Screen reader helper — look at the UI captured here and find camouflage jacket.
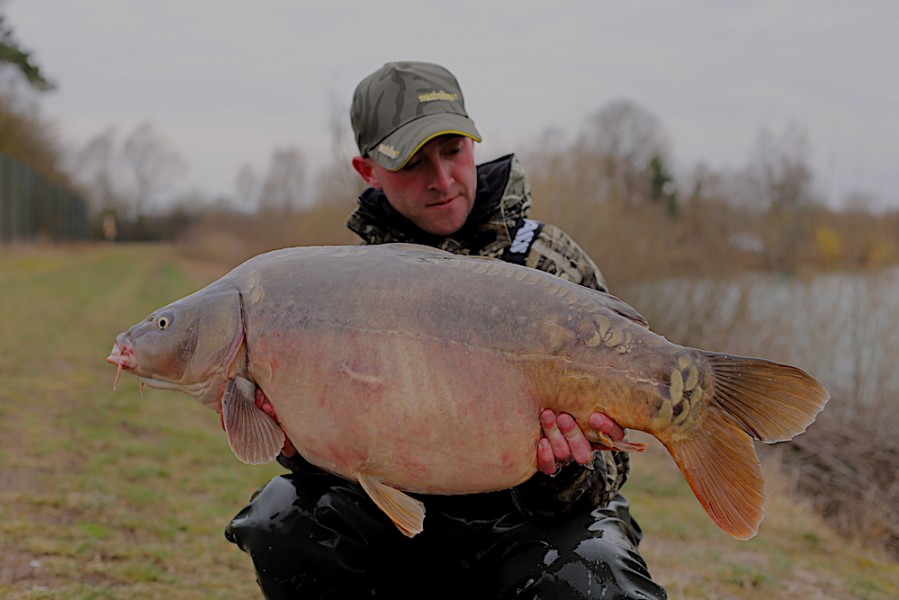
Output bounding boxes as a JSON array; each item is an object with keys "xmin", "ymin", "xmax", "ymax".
[{"xmin": 345, "ymin": 154, "xmax": 629, "ymax": 517}]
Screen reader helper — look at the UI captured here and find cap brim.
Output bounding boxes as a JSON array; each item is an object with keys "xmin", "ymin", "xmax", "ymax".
[{"xmin": 368, "ymin": 113, "xmax": 482, "ymax": 171}]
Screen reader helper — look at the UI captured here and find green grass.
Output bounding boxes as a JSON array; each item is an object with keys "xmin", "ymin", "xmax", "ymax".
[
  {"xmin": 625, "ymin": 436, "xmax": 899, "ymax": 599},
  {"xmin": 1, "ymin": 243, "xmax": 898, "ymax": 598},
  {"xmin": 0, "ymin": 243, "xmax": 281, "ymax": 599}
]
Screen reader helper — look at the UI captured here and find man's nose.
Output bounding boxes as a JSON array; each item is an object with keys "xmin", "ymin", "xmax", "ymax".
[{"xmin": 429, "ymin": 160, "xmax": 454, "ymax": 191}]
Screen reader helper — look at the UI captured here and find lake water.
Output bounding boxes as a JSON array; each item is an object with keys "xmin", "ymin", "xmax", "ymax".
[{"xmin": 624, "ymin": 268, "xmax": 899, "ymax": 409}]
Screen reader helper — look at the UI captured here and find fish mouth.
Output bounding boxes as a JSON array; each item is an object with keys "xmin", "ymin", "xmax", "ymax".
[
  {"xmin": 106, "ymin": 342, "xmax": 211, "ymax": 400},
  {"xmin": 106, "ymin": 342, "xmax": 136, "ymax": 390}
]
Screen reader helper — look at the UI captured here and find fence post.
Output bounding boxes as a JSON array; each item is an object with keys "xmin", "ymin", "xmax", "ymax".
[{"xmin": 0, "ymin": 151, "xmax": 89, "ymax": 243}]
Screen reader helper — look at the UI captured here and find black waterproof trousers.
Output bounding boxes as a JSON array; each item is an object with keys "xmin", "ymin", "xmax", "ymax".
[{"xmin": 225, "ymin": 472, "xmax": 667, "ymax": 599}]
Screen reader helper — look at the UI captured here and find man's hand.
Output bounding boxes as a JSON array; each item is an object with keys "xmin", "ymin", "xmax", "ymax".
[{"xmin": 537, "ymin": 409, "xmax": 625, "ymax": 476}]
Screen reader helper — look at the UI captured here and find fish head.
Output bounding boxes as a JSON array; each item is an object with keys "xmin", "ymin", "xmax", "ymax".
[{"xmin": 107, "ymin": 286, "xmax": 244, "ymax": 408}]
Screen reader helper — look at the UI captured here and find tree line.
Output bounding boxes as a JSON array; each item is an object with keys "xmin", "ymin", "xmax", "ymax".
[{"xmin": 1, "ymin": 5, "xmax": 897, "ymax": 280}]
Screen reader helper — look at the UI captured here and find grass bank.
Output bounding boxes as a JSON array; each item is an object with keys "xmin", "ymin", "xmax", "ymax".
[
  {"xmin": 0, "ymin": 243, "xmax": 281, "ymax": 598},
  {"xmin": 0, "ymin": 243, "xmax": 896, "ymax": 598}
]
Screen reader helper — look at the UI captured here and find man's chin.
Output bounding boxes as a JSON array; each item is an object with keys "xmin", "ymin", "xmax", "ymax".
[
  {"xmin": 418, "ymin": 218, "xmax": 467, "ymax": 237},
  {"xmin": 417, "ymin": 204, "xmax": 470, "ymax": 236}
]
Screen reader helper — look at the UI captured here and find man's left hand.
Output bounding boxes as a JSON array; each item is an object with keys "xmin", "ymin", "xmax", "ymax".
[{"xmin": 537, "ymin": 409, "xmax": 625, "ymax": 476}]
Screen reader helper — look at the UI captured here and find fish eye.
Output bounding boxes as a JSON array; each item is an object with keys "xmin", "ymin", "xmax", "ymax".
[{"xmin": 156, "ymin": 313, "xmax": 173, "ymax": 330}]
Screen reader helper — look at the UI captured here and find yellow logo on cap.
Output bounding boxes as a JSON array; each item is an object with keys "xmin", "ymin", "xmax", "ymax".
[
  {"xmin": 377, "ymin": 143, "xmax": 400, "ymax": 159},
  {"xmin": 418, "ymin": 91, "xmax": 458, "ymax": 103}
]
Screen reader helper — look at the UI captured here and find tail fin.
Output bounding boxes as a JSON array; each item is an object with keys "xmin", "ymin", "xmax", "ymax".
[
  {"xmin": 664, "ymin": 352, "xmax": 829, "ymax": 540},
  {"xmin": 702, "ymin": 352, "xmax": 830, "ymax": 442}
]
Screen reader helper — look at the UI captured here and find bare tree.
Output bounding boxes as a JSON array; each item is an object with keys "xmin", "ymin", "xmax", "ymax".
[
  {"xmin": 67, "ymin": 126, "xmax": 120, "ymax": 213},
  {"xmin": 578, "ymin": 99, "xmax": 673, "ymax": 205},
  {"xmin": 121, "ymin": 122, "xmax": 187, "ymax": 218},
  {"xmin": 258, "ymin": 146, "xmax": 306, "ymax": 214},
  {"xmin": 234, "ymin": 163, "xmax": 261, "ymax": 213},
  {"xmin": 749, "ymin": 123, "xmax": 815, "ymax": 212},
  {"xmin": 68, "ymin": 122, "xmax": 187, "ymax": 221},
  {"xmin": 312, "ymin": 94, "xmax": 365, "ymax": 206},
  {"xmin": 744, "ymin": 123, "xmax": 818, "ymax": 271}
]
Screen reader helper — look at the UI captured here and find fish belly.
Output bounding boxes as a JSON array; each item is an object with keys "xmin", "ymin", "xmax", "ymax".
[{"xmin": 257, "ymin": 328, "xmax": 543, "ymax": 495}]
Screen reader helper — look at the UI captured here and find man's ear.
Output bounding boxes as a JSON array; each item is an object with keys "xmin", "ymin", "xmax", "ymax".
[{"xmin": 351, "ymin": 156, "xmax": 382, "ymax": 189}]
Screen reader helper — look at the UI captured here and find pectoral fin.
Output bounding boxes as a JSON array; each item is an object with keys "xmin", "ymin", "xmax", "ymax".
[
  {"xmin": 221, "ymin": 376, "xmax": 285, "ymax": 465},
  {"xmin": 357, "ymin": 473, "xmax": 425, "ymax": 538}
]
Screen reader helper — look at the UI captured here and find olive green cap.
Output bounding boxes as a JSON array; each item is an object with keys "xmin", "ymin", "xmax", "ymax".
[{"xmin": 351, "ymin": 61, "xmax": 482, "ymax": 171}]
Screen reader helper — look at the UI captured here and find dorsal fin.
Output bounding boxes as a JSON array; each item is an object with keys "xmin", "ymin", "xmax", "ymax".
[{"xmin": 597, "ymin": 292, "xmax": 649, "ymax": 328}]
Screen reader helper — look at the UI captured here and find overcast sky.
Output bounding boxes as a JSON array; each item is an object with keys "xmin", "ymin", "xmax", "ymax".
[{"xmin": 6, "ymin": 1, "xmax": 898, "ymax": 209}]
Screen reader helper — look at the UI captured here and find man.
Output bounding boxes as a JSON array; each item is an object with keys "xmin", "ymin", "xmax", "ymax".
[{"xmin": 226, "ymin": 61, "xmax": 667, "ymax": 599}]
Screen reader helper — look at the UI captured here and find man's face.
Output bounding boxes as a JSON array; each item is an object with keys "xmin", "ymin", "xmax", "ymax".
[{"xmin": 353, "ymin": 136, "xmax": 478, "ymax": 237}]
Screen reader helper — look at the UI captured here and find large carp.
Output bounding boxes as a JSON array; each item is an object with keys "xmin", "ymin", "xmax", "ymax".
[{"xmin": 107, "ymin": 244, "xmax": 828, "ymax": 539}]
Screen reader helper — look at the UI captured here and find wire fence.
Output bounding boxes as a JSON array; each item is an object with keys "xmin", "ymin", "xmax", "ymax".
[{"xmin": 0, "ymin": 152, "xmax": 89, "ymax": 243}]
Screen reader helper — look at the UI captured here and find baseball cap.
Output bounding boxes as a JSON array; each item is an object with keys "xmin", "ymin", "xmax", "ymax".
[{"xmin": 351, "ymin": 61, "xmax": 482, "ymax": 171}]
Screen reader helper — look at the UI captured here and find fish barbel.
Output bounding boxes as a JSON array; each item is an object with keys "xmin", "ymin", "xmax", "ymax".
[{"xmin": 106, "ymin": 244, "xmax": 829, "ymax": 539}]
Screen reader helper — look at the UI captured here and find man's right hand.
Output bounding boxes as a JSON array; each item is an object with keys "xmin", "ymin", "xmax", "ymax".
[{"xmin": 537, "ymin": 409, "xmax": 625, "ymax": 475}]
